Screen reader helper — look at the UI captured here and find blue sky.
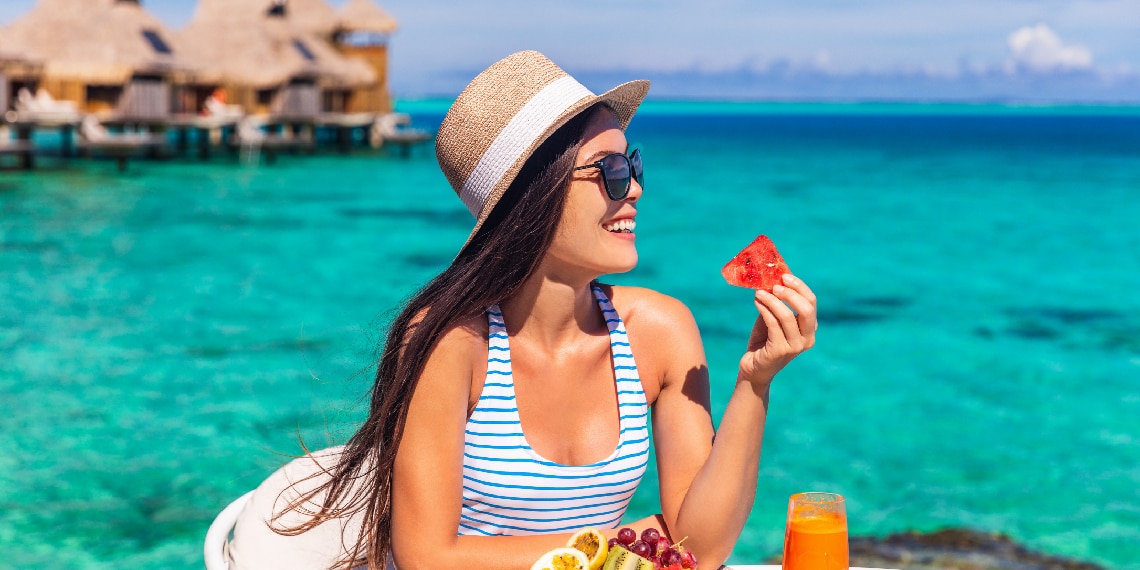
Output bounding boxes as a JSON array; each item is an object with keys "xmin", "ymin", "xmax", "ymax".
[{"xmin": 2, "ymin": 0, "xmax": 1138, "ymax": 101}]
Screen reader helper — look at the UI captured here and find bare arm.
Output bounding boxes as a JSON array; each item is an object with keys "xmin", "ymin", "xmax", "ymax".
[{"xmin": 636, "ymin": 274, "xmax": 818, "ymax": 567}]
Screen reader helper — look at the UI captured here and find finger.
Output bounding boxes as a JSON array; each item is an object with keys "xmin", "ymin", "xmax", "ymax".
[
  {"xmin": 781, "ymin": 274, "xmax": 817, "ymax": 307},
  {"xmin": 752, "ymin": 291, "xmax": 788, "ymax": 344},
  {"xmin": 759, "ymin": 289, "xmax": 798, "ymax": 335},
  {"xmin": 753, "ymin": 291, "xmax": 787, "ymax": 347},
  {"xmin": 746, "ymin": 306, "xmax": 770, "ymax": 348},
  {"xmin": 772, "ymin": 285, "xmax": 818, "ymax": 337}
]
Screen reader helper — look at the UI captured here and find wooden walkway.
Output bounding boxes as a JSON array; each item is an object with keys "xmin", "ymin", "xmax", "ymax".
[{"xmin": 0, "ymin": 112, "xmax": 434, "ymax": 170}]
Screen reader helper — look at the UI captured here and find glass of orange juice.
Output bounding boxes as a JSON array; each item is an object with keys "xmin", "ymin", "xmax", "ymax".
[{"xmin": 782, "ymin": 492, "xmax": 849, "ymax": 570}]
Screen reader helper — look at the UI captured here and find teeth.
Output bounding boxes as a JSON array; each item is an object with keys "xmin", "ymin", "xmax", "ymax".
[{"xmin": 604, "ymin": 219, "xmax": 636, "ymax": 233}]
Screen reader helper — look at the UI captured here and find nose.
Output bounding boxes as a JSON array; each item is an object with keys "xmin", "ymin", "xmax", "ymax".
[{"xmin": 624, "ymin": 176, "xmax": 643, "ymax": 203}]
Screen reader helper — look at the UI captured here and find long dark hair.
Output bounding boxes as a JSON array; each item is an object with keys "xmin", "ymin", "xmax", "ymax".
[{"xmin": 274, "ymin": 105, "xmax": 605, "ymax": 569}]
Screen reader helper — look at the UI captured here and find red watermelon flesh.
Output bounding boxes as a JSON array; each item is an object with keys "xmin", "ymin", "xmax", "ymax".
[{"xmin": 721, "ymin": 235, "xmax": 791, "ymax": 291}]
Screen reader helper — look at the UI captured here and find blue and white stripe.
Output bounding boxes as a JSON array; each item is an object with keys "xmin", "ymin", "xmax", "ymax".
[{"xmin": 459, "ymin": 286, "xmax": 650, "ymax": 536}]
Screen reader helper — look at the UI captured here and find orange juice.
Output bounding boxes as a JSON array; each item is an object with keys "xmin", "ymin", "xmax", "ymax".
[{"xmin": 782, "ymin": 513, "xmax": 849, "ymax": 570}]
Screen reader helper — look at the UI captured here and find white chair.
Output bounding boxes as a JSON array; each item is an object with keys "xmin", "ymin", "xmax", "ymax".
[
  {"xmin": 204, "ymin": 96, "xmax": 244, "ymax": 120},
  {"xmin": 80, "ymin": 115, "xmax": 111, "ymax": 142},
  {"xmin": 16, "ymin": 87, "xmax": 36, "ymax": 112},
  {"xmin": 371, "ymin": 113, "xmax": 431, "ymax": 153},
  {"xmin": 35, "ymin": 88, "xmax": 78, "ymax": 113},
  {"xmin": 14, "ymin": 88, "xmax": 82, "ymax": 123},
  {"xmin": 204, "ymin": 491, "xmax": 254, "ymax": 570}
]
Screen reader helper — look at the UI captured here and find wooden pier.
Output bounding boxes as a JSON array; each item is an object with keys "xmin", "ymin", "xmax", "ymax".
[{"xmin": 0, "ymin": 111, "xmax": 433, "ymax": 171}]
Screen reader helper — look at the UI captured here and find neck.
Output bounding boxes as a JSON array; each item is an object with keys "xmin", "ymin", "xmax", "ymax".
[{"xmin": 499, "ymin": 270, "xmax": 603, "ymax": 352}]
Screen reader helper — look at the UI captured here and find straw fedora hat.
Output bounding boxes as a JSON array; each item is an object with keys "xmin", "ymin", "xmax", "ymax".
[{"xmin": 436, "ymin": 50, "xmax": 650, "ymax": 253}]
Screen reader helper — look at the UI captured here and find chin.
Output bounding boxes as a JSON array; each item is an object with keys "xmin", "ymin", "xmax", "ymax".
[{"xmin": 604, "ymin": 252, "xmax": 638, "ymax": 275}]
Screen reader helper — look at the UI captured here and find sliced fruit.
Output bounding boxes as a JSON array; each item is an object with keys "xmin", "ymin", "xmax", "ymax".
[
  {"xmin": 602, "ymin": 544, "xmax": 656, "ymax": 570},
  {"xmin": 721, "ymin": 234, "xmax": 791, "ymax": 292},
  {"xmin": 531, "ymin": 546, "xmax": 589, "ymax": 570},
  {"xmin": 567, "ymin": 527, "xmax": 609, "ymax": 570}
]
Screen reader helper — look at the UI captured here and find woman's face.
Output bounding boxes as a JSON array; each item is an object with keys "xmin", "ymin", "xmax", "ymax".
[{"xmin": 544, "ymin": 109, "xmax": 642, "ymax": 281}]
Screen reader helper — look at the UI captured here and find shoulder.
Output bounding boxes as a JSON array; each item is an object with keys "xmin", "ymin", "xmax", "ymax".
[
  {"xmin": 598, "ymin": 284, "xmax": 706, "ymax": 401},
  {"xmin": 600, "ymin": 284, "xmax": 698, "ymax": 333},
  {"xmin": 403, "ymin": 309, "xmax": 490, "ymax": 413},
  {"xmin": 405, "ymin": 307, "xmax": 487, "ymax": 350},
  {"xmin": 401, "ymin": 307, "xmax": 488, "ymax": 375},
  {"xmin": 431, "ymin": 313, "xmax": 488, "ymax": 359}
]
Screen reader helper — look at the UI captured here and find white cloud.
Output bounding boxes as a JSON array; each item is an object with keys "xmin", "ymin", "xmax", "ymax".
[{"xmin": 1007, "ymin": 24, "xmax": 1093, "ymax": 73}]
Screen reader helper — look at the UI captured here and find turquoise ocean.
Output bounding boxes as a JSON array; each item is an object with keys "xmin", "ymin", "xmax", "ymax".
[{"xmin": 2, "ymin": 101, "xmax": 1139, "ymax": 568}]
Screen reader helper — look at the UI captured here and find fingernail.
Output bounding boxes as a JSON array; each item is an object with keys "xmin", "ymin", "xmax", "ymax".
[
  {"xmin": 782, "ymin": 274, "xmax": 796, "ymax": 284},
  {"xmin": 772, "ymin": 284, "xmax": 785, "ymax": 294}
]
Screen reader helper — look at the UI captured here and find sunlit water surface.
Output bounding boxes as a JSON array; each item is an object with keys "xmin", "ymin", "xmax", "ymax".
[{"xmin": 2, "ymin": 101, "xmax": 1138, "ymax": 568}]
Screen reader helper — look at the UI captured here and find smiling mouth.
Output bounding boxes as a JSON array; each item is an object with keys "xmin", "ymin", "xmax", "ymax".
[{"xmin": 603, "ymin": 219, "xmax": 636, "ymax": 233}]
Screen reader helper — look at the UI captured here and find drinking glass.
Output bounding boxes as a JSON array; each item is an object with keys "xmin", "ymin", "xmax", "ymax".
[{"xmin": 782, "ymin": 492, "xmax": 849, "ymax": 570}]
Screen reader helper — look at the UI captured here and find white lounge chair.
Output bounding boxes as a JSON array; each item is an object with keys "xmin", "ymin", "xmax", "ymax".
[
  {"xmin": 371, "ymin": 113, "xmax": 432, "ymax": 154},
  {"xmin": 233, "ymin": 117, "xmax": 313, "ymax": 163},
  {"xmin": 34, "ymin": 88, "xmax": 78, "ymax": 113},
  {"xmin": 78, "ymin": 115, "xmax": 166, "ymax": 170},
  {"xmin": 204, "ymin": 95, "xmax": 244, "ymax": 120},
  {"xmin": 13, "ymin": 88, "xmax": 82, "ymax": 123}
]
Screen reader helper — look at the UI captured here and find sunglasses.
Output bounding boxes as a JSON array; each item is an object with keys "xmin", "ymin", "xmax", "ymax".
[{"xmin": 573, "ymin": 148, "xmax": 643, "ymax": 201}]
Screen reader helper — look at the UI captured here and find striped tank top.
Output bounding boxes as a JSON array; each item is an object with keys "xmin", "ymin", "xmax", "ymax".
[{"xmin": 458, "ymin": 285, "xmax": 651, "ymax": 536}]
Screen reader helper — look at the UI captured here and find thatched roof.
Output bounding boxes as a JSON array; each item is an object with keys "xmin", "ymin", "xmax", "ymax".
[
  {"xmin": 0, "ymin": 0, "xmax": 203, "ymax": 84},
  {"xmin": 0, "ymin": 38, "xmax": 43, "ymax": 77},
  {"xmin": 287, "ymin": 0, "xmax": 339, "ymax": 37},
  {"xmin": 337, "ymin": 0, "xmax": 398, "ymax": 35},
  {"xmin": 177, "ymin": 0, "xmax": 375, "ymax": 89}
]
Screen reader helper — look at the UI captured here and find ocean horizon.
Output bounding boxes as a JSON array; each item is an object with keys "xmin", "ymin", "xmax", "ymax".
[{"xmin": 2, "ymin": 99, "xmax": 1138, "ymax": 568}]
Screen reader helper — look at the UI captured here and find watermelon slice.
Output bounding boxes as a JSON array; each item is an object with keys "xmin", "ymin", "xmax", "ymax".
[{"xmin": 721, "ymin": 235, "xmax": 791, "ymax": 291}]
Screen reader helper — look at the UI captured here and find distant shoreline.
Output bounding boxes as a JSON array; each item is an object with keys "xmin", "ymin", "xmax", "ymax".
[{"xmin": 395, "ymin": 97, "xmax": 1140, "ymax": 117}]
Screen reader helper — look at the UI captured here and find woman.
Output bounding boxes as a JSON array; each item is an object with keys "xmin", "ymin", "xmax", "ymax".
[{"xmin": 227, "ymin": 51, "xmax": 817, "ymax": 570}]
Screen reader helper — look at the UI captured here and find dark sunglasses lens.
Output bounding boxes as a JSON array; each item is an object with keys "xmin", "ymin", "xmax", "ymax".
[
  {"xmin": 601, "ymin": 154, "xmax": 631, "ymax": 199},
  {"xmin": 629, "ymin": 149, "xmax": 643, "ymax": 189}
]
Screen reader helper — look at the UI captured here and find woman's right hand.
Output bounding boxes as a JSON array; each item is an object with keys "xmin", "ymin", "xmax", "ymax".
[{"xmin": 737, "ymin": 273, "xmax": 817, "ymax": 386}]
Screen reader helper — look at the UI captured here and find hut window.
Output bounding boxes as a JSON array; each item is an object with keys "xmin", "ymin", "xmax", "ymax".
[
  {"xmin": 340, "ymin": 31, "xmax": 389, "ymax": 48},
  {"xmin": 257, "ymin": 89, "xmax": 275, "ymax": 107},
  {"xmin": 86, "ymin": 85, "xmax": 124, "ymax": 108},
  {"xmin": 292, "ymin": 39, "xmax": 316, "ymax": 62},
  {"xmin": 142, "ymin": 29, "xmax": 173, "ymax": 54},
  {"xmin": 267, "ymin": 1, "xmax": 286, "ymax": 17}
]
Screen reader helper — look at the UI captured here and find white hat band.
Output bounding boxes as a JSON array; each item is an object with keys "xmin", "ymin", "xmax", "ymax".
[{"xmin": 458, "ymin": 75, "xmax": 595, "ymax": 217}]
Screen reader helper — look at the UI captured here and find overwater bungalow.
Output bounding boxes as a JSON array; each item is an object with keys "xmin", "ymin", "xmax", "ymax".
[
  {"xmin": 0, "ymin": 0, "xmax": 211, "ymax": 121},
  {"xmin": 177, "ymin": 0, "xmax": 376, "ymax": 122},
  {"xmin": 330, "ymin": 0, "xmax": 398, "ymax": 114},
  {"xmin": 284, "ymin": 0, "xmax": 397, "ymax": 114}
]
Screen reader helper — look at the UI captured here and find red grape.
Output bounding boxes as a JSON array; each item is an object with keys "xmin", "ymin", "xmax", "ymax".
[
  {"xmin": 680, "ymin": 549, "xmax": 698, "ymax": 569},
  {"xmin": 608, "ymin": 537, "xmax": 621, "ymax": 550},
  {"xmin": 617, "ymin": 527, "xmax": 637, "ymax": 546},
  {"xmin": 640, "ymin": 527, "xmax": 661, "ymax": 546},
  {"xmin": 660, "ymin": 549, "xmax": 682, "ymax": 566},
  {"xmin": 629, "ymin": 540, "xmax": 653, "ymax": 558},
  {"xmin": 656, "ymin": 536, "xmax": 672, "ymax": 554}
]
